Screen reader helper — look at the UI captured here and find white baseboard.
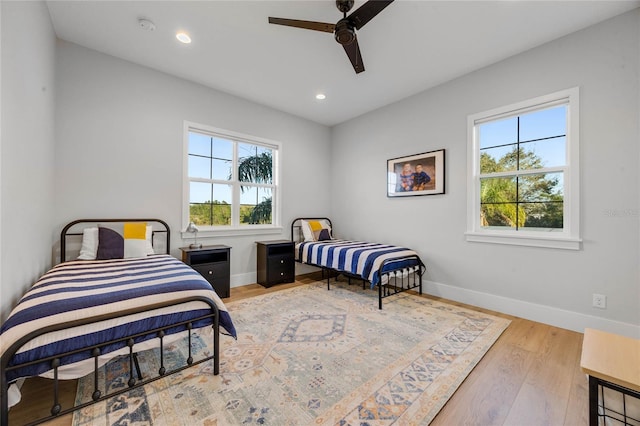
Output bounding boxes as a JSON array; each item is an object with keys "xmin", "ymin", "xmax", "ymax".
[
  {"xmin": 231, "ymin": 272, "xmax": 255, "ymax": 289},
  {"xmin": 425, "ymin": 279, "xmax": 640, "ymax": 339},
  {"xmin": 228, "ymin": 272, "xmax": 639, "ymax": 339}
]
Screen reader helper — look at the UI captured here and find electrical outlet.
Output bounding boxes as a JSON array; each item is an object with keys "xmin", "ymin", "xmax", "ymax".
[{"xmin": 592, "ymin": 293, "xmax": 607, "ymax": 309}]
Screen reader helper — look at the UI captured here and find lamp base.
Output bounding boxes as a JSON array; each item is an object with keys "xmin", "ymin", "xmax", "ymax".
[{"xmin": 189, "ymin": 243, "xmax": 202, "ymax": 249}]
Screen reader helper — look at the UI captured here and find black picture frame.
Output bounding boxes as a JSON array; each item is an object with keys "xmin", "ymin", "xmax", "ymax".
[{"xmin": 387, "ymin": 149, "xmax": 445, "ymax": 197}]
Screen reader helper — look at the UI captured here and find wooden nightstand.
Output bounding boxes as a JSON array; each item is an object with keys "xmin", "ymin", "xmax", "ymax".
[
  {"xmin": 180, "ymin": 245, "xmax": 231, "ymax": 298},
  {"xmin": 256, "ymin": 240, "xmax": 295, "ymax": 288}
]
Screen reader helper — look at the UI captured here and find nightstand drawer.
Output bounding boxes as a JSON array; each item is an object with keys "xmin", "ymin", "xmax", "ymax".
[
  {"xmin": 181, "ymin": 245, "xmax": 231, "ymax": 298},
  {"xmin": 192, "ymin": 263, "xmax": 230, "ymax": 298}
]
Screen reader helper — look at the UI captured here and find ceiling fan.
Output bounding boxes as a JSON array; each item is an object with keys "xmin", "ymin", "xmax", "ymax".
[{"xmin": 268, "ymin": 0, "xmax": 394, "ymax": 74}]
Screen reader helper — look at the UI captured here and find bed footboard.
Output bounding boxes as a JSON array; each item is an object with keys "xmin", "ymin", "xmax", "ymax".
[
  {"xmin": 377, "ymin": 254, "xmax": 425, "ymax": 309},
  {"xmin": 1, "ymin": 297, "xmax": 220, "ymax": 426},
  {"xmin": 323, "ymin": 254, "xmax": 426, "ymax": 309}
]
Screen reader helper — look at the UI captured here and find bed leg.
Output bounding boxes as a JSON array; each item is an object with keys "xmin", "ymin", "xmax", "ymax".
[
  {"xmin": 133, "ymin": 353, "xmax": 143, "ymax": 380},
  {"xmin": 127, "ymin": 339, "xmax": 136, "ymax": 387},
  {"xmin": 92, "ymin": 348, "xmax": 102, "ymax": 401},
  {"xmin": 51, "ymin": 358, "xmax": 62, "ymax": 416},
  {"xmin": 378, "ymin": 282, "xmax": 383, "ymax": 310},
  {"xmin": 214, "ymin": 313, "xmax": 220, "ymax": 375},
  {"xmin": 187, "ymin": 323, "xmax": 194, "ymax": 365},
  {"xmin": 326, "ymin": 270, "xmax": 331, "ymax": 290},
  {"xmin": 1, "ymin": 370, "xmax": 8, "ymax": 426},
  {"xmin": 158, "ymin": 330, "xmax": 166, "ymax": 376}
]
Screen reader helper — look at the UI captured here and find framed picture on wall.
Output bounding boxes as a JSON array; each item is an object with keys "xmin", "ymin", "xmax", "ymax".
[{"xmin": 387, "ymin": 149, "xmax": 445, "ymax": 197}]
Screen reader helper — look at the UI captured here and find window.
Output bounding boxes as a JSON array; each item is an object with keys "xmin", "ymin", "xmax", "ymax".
[
  {"xmin": 183, "ymin": 122, "xmax": 280, "ymax": 235},
  {"xmin": 466, "ymin": 88, "xmax": 580, "ymax": 250}
]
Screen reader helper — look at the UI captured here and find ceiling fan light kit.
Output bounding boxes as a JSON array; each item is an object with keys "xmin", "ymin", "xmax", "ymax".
[{"xmin": 268, "ymin": 0, "xmax": 394, "ymax": 74}]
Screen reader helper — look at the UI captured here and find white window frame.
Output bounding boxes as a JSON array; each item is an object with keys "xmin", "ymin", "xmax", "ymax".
[
  {"xmin": 465, "ymin": 87, "xmax": 581, "ymax": 250},
  {"xmin": 182, "ymin": 121, "xmax": 282, "ymax": 238}
]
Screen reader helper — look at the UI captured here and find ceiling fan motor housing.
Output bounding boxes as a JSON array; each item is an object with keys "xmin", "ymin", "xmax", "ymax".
[
  {"xmin": 334, "ymin": 19, "xmax": 356, "ymax": 45},
  {"xmin": 336, "ymin": 0, "xmax": 355, "ymax": 14}
]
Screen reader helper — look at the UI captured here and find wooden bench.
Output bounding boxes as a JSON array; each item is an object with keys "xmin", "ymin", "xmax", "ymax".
[{"xmin": 580, "ymin": 328, "xmax": 640, "ymax": 425}]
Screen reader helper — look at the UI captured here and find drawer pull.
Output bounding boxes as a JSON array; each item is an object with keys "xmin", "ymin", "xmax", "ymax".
[
  {"xmin": 280, "ymin": 260, "xmax": 284, "ymax": 264},
  {"xmin": 208, "ymin": 271, "xmax": 213, "ymax": 275}
]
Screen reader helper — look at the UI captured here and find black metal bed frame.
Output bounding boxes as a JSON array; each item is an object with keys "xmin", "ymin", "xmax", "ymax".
[
  {"xmin": 291, "ymin": 217, "xmax": 426, "ymax": 309},
  {"xmin": 1, "ymin": 219, "xmax": 221, "ymax": 426}
]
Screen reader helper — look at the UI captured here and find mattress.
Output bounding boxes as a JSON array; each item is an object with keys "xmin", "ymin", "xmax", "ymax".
[{"xmin": 295, "ymin": 239, "xmax": 422, "ymax": 288}]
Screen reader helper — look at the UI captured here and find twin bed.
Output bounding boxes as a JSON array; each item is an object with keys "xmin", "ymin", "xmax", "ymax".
[
  {"xmin": 292, "ymin": 217, "xmax": 425, "ymax": 309},
  {"xmin": 0, "ymin": 219, "xmax": 236, "ymax": 425}
]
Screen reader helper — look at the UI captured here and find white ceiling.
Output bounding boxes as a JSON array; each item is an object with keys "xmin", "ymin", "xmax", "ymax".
[{"xmin": 46, "ymin": 0, "xmax": 639, "ymax": 127}]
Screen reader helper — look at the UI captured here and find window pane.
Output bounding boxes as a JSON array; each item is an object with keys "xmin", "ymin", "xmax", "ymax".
[
  {"xmin": 212, "ymin": 137, "xmax": 233, "ymax": 161},
  {"xmin": 519, "ymin": 172, "xmax": 563, "ymax": 202},
  {"xmin": 478, "ymin": 116, "xmax": 517, "ymax": 149},
  {"xmin": 480, "ymin": 145, "xmax": 518, "ymax": 173},
  {"xmin": 190, "ymin": 182, "xmax": 232, "ymax": 226},
  {"xmin": 519, "ymin": 105, "xmax": 566, "ymax": 142},
  {"xmin": 480, "ymin": 176, "xmax": 521, "ymax": 228},
  {"xmin": 190, "ymin": 181, "xmax": 213, "ymax": 203},
  {"xmin": 189, "ymin": 132, "xmax": 211, "ymax": 157},
  {"xmin": 189, "ymin": 155, "xmax": 211, "ymax": 179},
  {"xmin": 519, "ymin": 136, "xmax": 565, "ymax": 169},
  {"xmin": 520, "ymin": 202, "xmax": 564, "ymax": 230},
  {"xmin": 212, "ymin": 158, "xmax": 232, "ymax": 181},
  {"xmin": 480, "ymin": 177, "xmax": 517, "ymax": 203},
  {"xmin": 237, "ymin": 143, "xmax": 273, "ymax": 184},
  {"xmin": 480, "ymin": 203, "xmax": 522, "ymax": 228},
  {"xmin": 239, "ymin": 186, "xmax": 272, "ymax": 225}
]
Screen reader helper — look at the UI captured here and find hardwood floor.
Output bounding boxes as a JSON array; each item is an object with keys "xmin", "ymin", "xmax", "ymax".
[{"xmin": 8, "ymin": 275, "xmax": 589, "ymax": 425}]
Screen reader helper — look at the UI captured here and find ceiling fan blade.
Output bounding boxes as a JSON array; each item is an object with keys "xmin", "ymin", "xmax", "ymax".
[
  {"xmin": 268, "ymin": 17, "xmax": 335, "ymax": 33},
  {"xmin": 348, "ymin": 0, "xmax": 394, "ymax": 30},
  {"xmin": 342, "ymin": 36, "xmax": 365, "ymax": 74}
]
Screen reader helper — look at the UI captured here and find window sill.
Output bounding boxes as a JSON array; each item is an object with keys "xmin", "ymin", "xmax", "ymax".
[
  {"xmin": 465, "ymin": 231, "xmax": 582, "ymax": 250},
  {"xmin": 181, "ymin": 226, "xmax": 284, "ymax": 240}
]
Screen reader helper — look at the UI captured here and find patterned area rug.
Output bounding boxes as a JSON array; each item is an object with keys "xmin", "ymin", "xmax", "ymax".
[{"xmin": 73, "ymin": 281, "xmax": 510, "ymax": 425}]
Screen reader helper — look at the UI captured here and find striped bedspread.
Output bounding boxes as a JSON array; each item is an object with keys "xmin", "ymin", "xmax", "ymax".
[
  {"xmin": 295, "ymin": 240, "xmax": 422, "ymax": 288},
  {"xmin": 0, "ymin": 255, "xmax": 236, "ymax": 383}
]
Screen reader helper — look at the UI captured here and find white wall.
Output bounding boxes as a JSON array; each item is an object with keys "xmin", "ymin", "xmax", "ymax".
[
  {"xmin": 54, "ymin": 41, "xmax": 332, "ymax": 286},
  {"xmin": 0, "ymin": 2, "xmax": 56, "ymax": 322},
  {"xmin": 331, "ymin": 10, "xmax": 640, "ymax": 337}
]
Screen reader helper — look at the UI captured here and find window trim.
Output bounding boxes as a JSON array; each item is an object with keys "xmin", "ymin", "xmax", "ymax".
[
  {"xmin": 182, "ymin": 121, "xmax": 282, "ymax": 237},
  {"xmin": 466, "ymin": 87, "xmax": 581, "ymax": 250}
]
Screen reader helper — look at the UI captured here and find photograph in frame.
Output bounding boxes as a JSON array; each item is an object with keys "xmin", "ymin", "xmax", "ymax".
[{"xmin": 387, "ymin": 149, "xmax": 445, "ymax": 197}]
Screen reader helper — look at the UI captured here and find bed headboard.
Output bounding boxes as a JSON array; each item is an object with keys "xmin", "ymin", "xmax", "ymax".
[
  {"xmin": 291, "ymin": 217, "xmax": 333, "ymax": 243},
  {"xmin": 60, "ymin": 218, "xmax": 170, "ymax": 262}
]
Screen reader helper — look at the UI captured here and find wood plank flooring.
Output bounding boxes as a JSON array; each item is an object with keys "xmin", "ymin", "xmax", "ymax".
[{"xmin": 8, "ymin": 275, "xmax": 588, "ymax": 425}]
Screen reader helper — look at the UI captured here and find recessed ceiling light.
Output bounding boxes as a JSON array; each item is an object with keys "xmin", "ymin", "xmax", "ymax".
[
  {"xmin": 176, "ymin": 32, "xmax": 191, "ymax": 44},
  {"xmin": 316, "ymin": 93, "xmax": 326, "ymax": 100}
]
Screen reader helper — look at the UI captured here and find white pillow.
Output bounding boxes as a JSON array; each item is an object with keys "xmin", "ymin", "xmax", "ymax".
[
  {"xmin": 144, "ymin": 225, "xmax": 155, "ymax": 255},
  {"xmin": 301, "ymin": 220, "xmax": 314, "ymax": 242},
  {"xmin": 77, "ymin": 227, "xmax": 99, "ymax": 260}
]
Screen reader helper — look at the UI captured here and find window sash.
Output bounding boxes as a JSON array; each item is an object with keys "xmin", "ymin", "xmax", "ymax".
[
  {"xmin": 466, "ymin": 88, "xmax": 580, "ymax": 250},
  {"xmin": 183, "ymin": 121, "xmax": 281, "ymax": 234}
]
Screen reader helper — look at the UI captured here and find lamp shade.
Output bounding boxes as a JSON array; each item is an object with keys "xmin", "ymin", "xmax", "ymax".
[{"xmin": 185, "ymin": 222, "xmax": 199, "ymax": 233}]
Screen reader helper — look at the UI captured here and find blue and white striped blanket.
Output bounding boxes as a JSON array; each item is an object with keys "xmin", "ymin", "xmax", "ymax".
[
  {"xmin": 295, "ymin": 240, "xmax": 422, "ymax": 288},
  {"xmin": 0, "ymin": 255, "xmax": 236, "ymax": 384}
]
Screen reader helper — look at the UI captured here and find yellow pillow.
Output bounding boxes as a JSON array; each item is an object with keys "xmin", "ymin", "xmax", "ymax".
[{"xmin": 123, "ymin": 222, "xmax": 154, "ymax": 258}]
